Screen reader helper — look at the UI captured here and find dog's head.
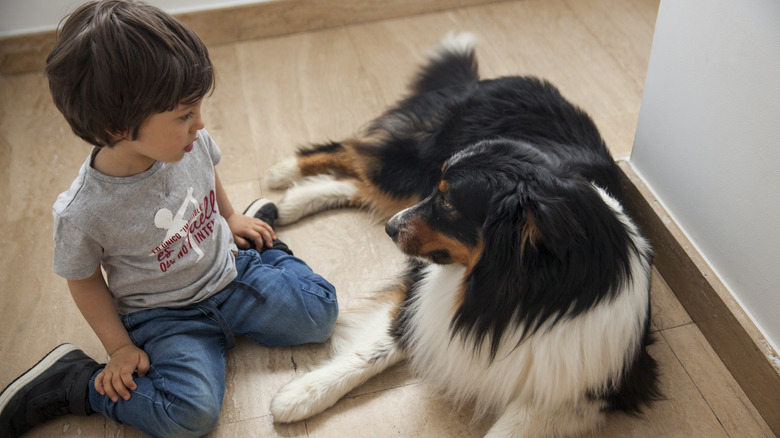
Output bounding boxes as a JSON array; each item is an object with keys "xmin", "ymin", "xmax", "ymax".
[
  {"xmin": 385, "ymin": 138, "xmax": 583, "ymax": 267},
  {"xmin": 386, "ymin": 139, "xmax": 637, "ymax": 356}
]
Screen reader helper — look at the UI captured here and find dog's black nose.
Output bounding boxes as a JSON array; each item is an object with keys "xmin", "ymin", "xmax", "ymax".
[{"xmin": 385, "ymin": 220, "xmax": 398, "ymax": 240}]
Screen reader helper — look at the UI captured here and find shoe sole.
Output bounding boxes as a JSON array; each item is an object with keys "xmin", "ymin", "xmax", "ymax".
[
  {"xmin": 243, "ymin": 198, "xmax": 275, "ymax": 218},
  {"xmin": 0, "ymin": 344, "xmax": 80, "ymax": 413}
]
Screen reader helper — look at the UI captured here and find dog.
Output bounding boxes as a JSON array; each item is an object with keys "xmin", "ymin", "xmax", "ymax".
[{"xmin": 266, "ymin": 32, "xmax": 660, "ymax": 437}]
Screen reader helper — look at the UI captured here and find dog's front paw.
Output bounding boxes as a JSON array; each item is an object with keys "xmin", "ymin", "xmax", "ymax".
[
  {"xmin": 266, "ymin": 158, "xmax": 302, "ymax": 190},
  {"xmin": 270, "ymin": 373, "xmax": 340, "ymax": 423}
]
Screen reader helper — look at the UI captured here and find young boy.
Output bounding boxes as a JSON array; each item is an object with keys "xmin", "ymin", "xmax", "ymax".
[{"xmin": 0, "ymin": 1, "xmax": 338, "ymax": 437}]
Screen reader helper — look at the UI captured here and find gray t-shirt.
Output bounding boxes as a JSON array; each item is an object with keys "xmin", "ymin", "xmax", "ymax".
[{"xmin": 52, "ymin": 130, "xmax": 238, "ymax": 314}]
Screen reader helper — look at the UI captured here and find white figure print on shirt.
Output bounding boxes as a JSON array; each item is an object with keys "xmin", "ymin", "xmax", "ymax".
[
  {"xmin": 151, "ymin": 187, "xmax": 220, "ymax": 273},
  {"xmin": 153, "ymin": 187, "xmax": 204, "ymax": 264}
]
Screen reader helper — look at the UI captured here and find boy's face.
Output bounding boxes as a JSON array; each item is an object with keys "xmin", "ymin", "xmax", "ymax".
[{"xmin": 128, "ymin": 100, "xmax": 206, "ymax": 164}]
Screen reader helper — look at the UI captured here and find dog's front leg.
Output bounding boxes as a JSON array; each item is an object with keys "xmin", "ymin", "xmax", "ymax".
[
  {"xmin": 485, "ymin": 397, "xmax": 605, "ymax": 438},
  {"xmin": 270, "ymin": 302, "xmax": 406, "ymax": 423}
]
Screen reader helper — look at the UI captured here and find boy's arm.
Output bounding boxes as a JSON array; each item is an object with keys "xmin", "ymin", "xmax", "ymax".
[
  {"xmin": 67, "ymin": 266, "xmax": 150, "ymax": 402},
  {"xmin": 214, "ymin": 168, "xmax": 276, "ymax": 249}
]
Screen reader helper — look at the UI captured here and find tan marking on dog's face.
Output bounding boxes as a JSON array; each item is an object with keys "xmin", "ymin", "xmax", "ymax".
[
  {"xmin": 438, "ymin": 180, "xmax": 450, "ymax": 194},
  {"xmin": 395, "ymin": 217, "xmax": 482, "ymax": 267}
]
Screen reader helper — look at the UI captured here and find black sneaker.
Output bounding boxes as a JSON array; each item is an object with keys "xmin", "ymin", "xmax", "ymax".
[
  {"xmin": 243, "ymin": 199, "xmax": 294, "ymax": 255},
  {"xmin": 0, "ymin": 344, "xmax": 103, "ymax": 438},
  {"xmin": 243, "ymin": 198, "xmax": 279, "ymax": 229}
]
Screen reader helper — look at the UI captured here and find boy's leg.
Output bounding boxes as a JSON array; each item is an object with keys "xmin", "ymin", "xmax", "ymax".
[
  {"xmin": 223, "ymin": 249, "xmax": 338, "ymax": 346},
  {"xmin": 90, "ymin": 306, "xmax": 228, "ymax": 438}
]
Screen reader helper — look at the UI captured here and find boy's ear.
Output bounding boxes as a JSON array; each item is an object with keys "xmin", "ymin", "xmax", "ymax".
[{"xmin": 107, "ymin": 128, "xmax": 129, "ymax": 143}]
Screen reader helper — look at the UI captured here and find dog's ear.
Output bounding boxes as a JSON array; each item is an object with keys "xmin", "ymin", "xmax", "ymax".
[
  {"xmin": 482, "ymin": 190, "xmax": 523, "ymax": 260},
  {"xmin": 455, "ymin": 179, "xmax": 584, "ymax": 357},
  {"xmin": 514, "ymin": 179, "xmax": 585, "ymax": 260}
]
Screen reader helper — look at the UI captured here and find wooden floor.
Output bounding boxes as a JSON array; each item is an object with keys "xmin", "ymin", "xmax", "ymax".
[{"xmin": 0, "ymin": 0, "xmax": 774, "ymax": 436}]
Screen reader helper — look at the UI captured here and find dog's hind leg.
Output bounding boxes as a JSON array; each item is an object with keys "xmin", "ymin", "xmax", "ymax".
[
  {"xmin": 270, "ymin": 138, "xmax": 418, "ymax": 225},
  {"xmin": 275, "ymin": 174, "xmax": 360, "ymax": 225},
  {"xmin": 269, "ymin": 140, "xmax": 366, "ymax": 224},
  {"xmin": 270, "ymin": 294, "xmax": 407, "ymax": 423},
  {"xmin": 267, "ymin": 141, "xmax": 362, "ymax": 190},
  {"xmin": 266, "ymin": 157, "xmax": 303, "ymax": 190},
  {"xmin": 274, "ymin": 173, "xmax": 417, "ymax": 225}
]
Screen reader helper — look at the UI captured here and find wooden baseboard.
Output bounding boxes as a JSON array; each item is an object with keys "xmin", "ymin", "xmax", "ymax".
[
  {"xmin": 618, "ymin": 160, "xmax": 780, "ymax": 436},
  {"xmin": 0, "ymin": 0, "xmax": 505, "ymax": 75}
]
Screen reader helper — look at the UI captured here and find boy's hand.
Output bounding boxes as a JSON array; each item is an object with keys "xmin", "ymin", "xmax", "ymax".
[
  {"xmin": 96, "ymin": 343, "xmax": 150, "ymax": 402},
  {"xmin": 226, "ymin": 212, "xmax": 276, "ymax": 250}
]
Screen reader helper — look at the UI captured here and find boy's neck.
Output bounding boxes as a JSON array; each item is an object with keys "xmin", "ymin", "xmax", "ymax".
[{"xmin": 92, "ymin": 145, "xmax": 157, "ymax": 177}]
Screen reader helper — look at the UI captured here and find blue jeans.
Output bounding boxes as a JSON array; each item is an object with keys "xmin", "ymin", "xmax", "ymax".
[{"xmin": 87, "ymin": 249, "xmax": 338, "ymax": 437}]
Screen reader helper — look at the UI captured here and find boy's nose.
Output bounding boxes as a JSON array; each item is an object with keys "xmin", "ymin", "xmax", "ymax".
[{"xmin": 192, "ymin": 115, "xmax": 205, "ymax": 131}]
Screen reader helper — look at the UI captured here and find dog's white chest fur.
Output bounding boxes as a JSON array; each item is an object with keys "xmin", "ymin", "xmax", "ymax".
[
  {"xmin": 404, "ymin": 260, "xmax": 649, "ymax": 419},
  {"xmin": 405, "ymin": 265, "xmax": 467, "ymax": 365},
  {"xmin": 404, "ymin": 264, "xmax": 517, "ymax": 415}
]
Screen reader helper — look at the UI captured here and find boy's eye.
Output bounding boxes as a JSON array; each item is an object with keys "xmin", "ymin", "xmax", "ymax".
[{"xmin": 181, "ymin": 112, "xmax": 194, "ymax": 121}]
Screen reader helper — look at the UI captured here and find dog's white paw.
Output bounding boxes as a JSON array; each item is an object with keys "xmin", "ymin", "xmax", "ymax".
[
  {"xmin": 266, "ymin": 158, "xmax": 302, "ymax": 190},
  {"xmin": 270, "ymin": 373, "xmax": 341, "ymax": 423},
  {"xmin": 276, "ymin": 175, "xmax": 358, "ymax": 225}
]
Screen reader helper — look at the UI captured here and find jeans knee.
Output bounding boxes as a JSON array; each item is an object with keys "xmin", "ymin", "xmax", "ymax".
[
  {"xmin": 310, "ymin": 295, "xmax": 338, "ymax": 343},
  {"xmin": 158, "ymin": 397, "xmax": 221, "ymax": 438}
]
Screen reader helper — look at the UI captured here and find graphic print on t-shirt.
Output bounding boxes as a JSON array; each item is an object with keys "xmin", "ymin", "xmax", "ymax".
[{"xmin": 151, "ymin": 187, "xmax": 220, "ymax": 272}]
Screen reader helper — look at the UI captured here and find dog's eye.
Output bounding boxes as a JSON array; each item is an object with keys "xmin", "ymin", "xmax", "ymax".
[{"xmin": 441, "ymin": 196, "xmax": 455, "ymax": 212}]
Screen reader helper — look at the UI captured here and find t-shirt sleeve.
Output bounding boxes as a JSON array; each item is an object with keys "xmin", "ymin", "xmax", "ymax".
[
  {"xmin": 201, "ymin": 130, "xmax": 221, "ymax": 167},
  {"xmin": 52, "ymin": 213, "xmax": 103, "ymax": 280}
]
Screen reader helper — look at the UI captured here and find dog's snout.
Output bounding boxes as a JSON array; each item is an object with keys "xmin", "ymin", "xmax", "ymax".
[
  {"xmin": 387, "ymin": 209, "xmax": 411, "ymax": 241},
  {"xmin": 385, "ymin": 217, "xmax": 400, "ymax": 240}
]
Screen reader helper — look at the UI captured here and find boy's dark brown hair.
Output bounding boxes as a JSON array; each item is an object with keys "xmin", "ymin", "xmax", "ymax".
[{"xmin": 45, "ymin": 0, "xmax": 215, "ymax": 147}]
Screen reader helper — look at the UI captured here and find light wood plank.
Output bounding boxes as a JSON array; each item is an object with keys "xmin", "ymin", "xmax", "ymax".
[{"xmin": 663, "ymin": 324, "xmax": 775, "ymax": 437}]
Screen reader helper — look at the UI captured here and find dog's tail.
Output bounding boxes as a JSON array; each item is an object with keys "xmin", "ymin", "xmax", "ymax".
[{"xmin": 410, "ymin": 31, "xmax": 479, "ymax": 95}]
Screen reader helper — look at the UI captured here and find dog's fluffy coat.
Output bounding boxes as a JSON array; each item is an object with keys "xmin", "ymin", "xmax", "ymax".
[{"xmin": 267, "ymin": 32, "xmax": 660, "ymax": 437}]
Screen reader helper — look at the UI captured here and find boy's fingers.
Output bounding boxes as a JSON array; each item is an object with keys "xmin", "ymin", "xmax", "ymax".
[
  {"xmin": 138, "ymin": 356, "xmax": 151, "ymax": 378},
  {"xmin": 254, "ymin": 225, "xmax": 275, "ymax": 247},
  {"xmin": 233, "ymin": 235, "xmax": 250, "ymax": 249},
  {"xmin": 254, "ymin": 221, "xmax": 276, "ymax": 239},
  {"xmin": 101, "ymin": 371, "xmax": 119, "ymax": 402},
  {"xmin": 94, "ymin": 373, "xmax": 106, "ymax": 395},
  {"xmin": 121, "ymin": 368, "xmax": 137, "ymax": 391},
  {"xmin": 112, "ymin": 372, "xmax": 131, "ymax": 400}
]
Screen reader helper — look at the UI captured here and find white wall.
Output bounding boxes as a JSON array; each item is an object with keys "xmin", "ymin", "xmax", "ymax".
[
  {"xmin": 631, "ymin": 0, "xmax": 780, "ymax": 351},
  {"xmin": 0, "ymin": 0, "xmax": 270, "ymax": 37}
]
